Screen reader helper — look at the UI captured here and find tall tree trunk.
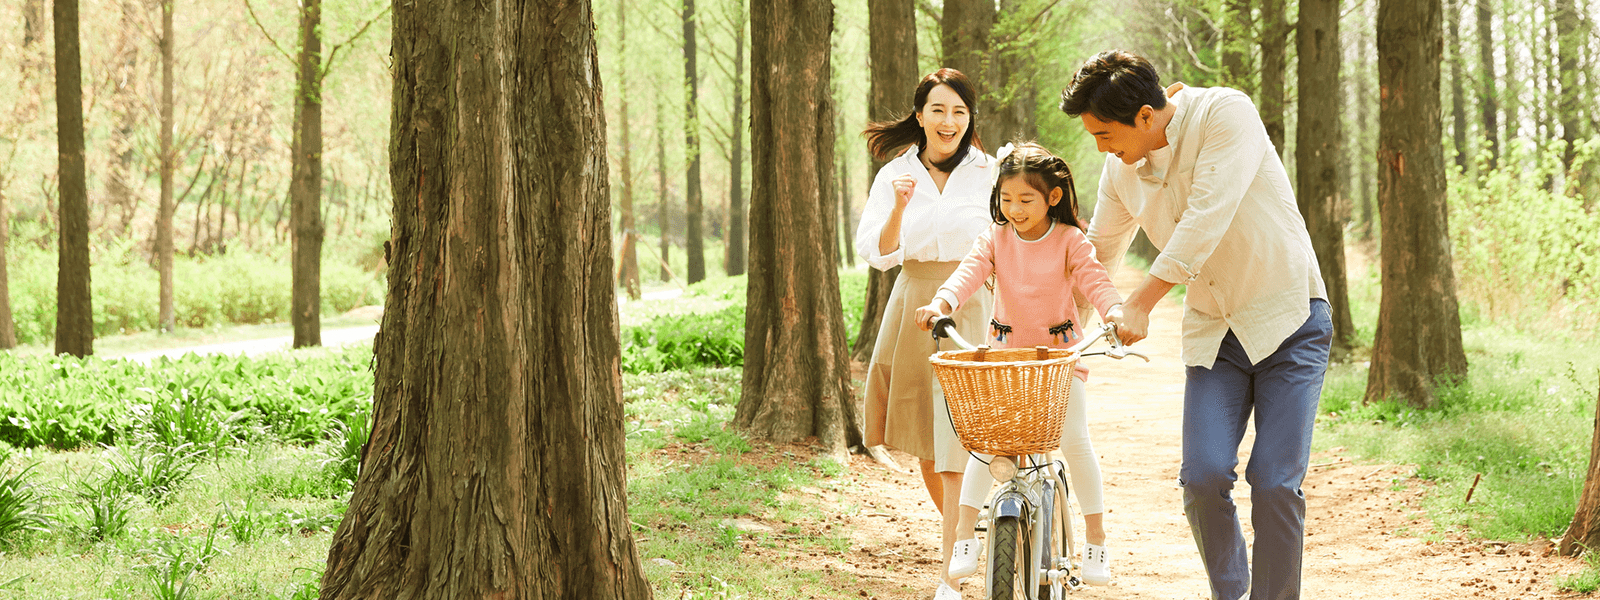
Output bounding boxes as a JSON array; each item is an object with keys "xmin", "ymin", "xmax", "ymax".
[
  {"xmin": 656, "ymin": 97, "xmax": 672, "ymax": 282},
  {"xmin": 855, "ymin": 0, "xmax": 917, "ymax": 363},
  {"xmin": 54, "ymin": 0, "xmax": 92, "ymax": 357},
  {"xmin": 1475, "ymin": 0, "xmax": 1500, "ymax": 168},
  {"xmin": 1367, "ymin": 0, "xmax": 1467, "ymax": 408},
  {"xmin": 1555, "ymin": 0, "xmax": 1581, "ymax": 176},
  {"xmin": 1260, "ymin": 0, "xmax": 1288, "ymax": 154},
  {"xmin": 1560, "ymin": 374, "xmax": 1600, "ymax": 557},
  {"xmin": 1357, "ymin": 15, "xmax": 1375, "ymax": 240},
  {"xmin": 737, "ymin": 0, "xmax": 862, "ymax": 457},
  {"xmin": 726, "ymin": 4, "xmax": 748, "ymax": 277},
  {"xmin": 1447, "ymin": 0, "xmax": 1469, "ymax": 171},
  {"xmin": 157, "ymin": 0, "xmax": 176, "ymax": 332},
  {"xmin": 290, "ymin": 0, "xmax": 325, "ymax": 347},
  {"xmin": 1502, "ymin": 5, "xmax": 1519, "ymax": 143},
  {"xmin": 941, "ymin": 0, "xmax": 995, "ymax": 149},
  {"xmin": 320, "ymin": 0, "xmax": 652, "ymax": 596},
  {"xmin": 1221, "ymin": 0, "xmax": 1255, "ymax": 95},
  {"xmin": 682, "ymin": 0, "xmax": 706, "ymax": 284},
  {"xmin": 106, "ymin": 0, "xmax": 140, "ymax": 238},
  {"xmin": 615, "ymin": 0, "xmax": 641, "ymax": 300},
  {"xmin": 839, "ymin": 159, "xmax": 854, "ymax": 268},
  {"xmin": 0, "ymin": 180, "xmax": 14, "ymax": 349},
  {"xmin": 1296, "ymin": 0, "xmax": 1353, "ymax": 359},
  {"xmin": 990, "ymin": 0, "xmax": 1034, "ymax": 146}
]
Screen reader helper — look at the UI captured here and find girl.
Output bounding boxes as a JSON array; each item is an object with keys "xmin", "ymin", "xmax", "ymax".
[
  {"xmin": 855, "ymin": 68, "xmax": 996, "ymax": 600},
  {"xmin": 915, "ymin": 142, "xmax": 1127, "ymax": 592}
]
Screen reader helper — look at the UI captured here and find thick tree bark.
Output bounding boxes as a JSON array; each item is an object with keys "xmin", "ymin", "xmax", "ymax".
[
  {"xmin": 941, "ymin": 0, "xmax": 995, "ymax": 149},
  {"xmin": 1296, "ymin": 0, "xmax": 1353, "ymax": 359},
  {"xmin": 683, "ymin": 0, "xmax": 706, "ymax": 284},
  {"xmin": 616, "ymin": 0, "xmax": 641, "ymax": 300},
  {"xmin": 157, "ymin": 0, "xmax": 176, "ymax": 332},
  {"xmin": 737, "ymin": 0, "xmax": 863, "ymax": 457},
  {"xmin": 53, "ymin": 0, "xmax": 92, "ymax": 358},
  {"xmin": 1560, "ymin": 375, "xmax": 1600, "ymax": 557},
  {"xmin": 1260, "ymin": 0, "xmax": 1288, "ymax": 154},
  {"xmin": 855, "ymin": 0, "xmax": 918, "ymax": 363},
  {"xmin": 1446, "ymin": 0, "xmax": 1469, "ymax": 171},
  {"xmin": 1366, "ymin": 0, "xmax": 1467, "ymax": 408},
  {"xmin": 727, "ymin": 6, "xmax": 747, "ymax": 277},
  {"xmin": 290, "ymin": 0, "xmax": 325, "ymax": 348},
  {"xmin": 320, "ymin": 0, "xmax": 652, "ymax": 597},
  {"xmin": 1475, "ymin": 0, "xmax": 1499, "ymax": 168}
]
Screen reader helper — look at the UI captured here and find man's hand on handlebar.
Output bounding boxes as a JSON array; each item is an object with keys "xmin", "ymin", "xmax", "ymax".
[
  {"xmin": 914, "ymin": 299, "xmax": 952, "ymax": 331},
  {"xmin": 1105, "ymin": 304, "xmax": 1148, "ymax": 346}
]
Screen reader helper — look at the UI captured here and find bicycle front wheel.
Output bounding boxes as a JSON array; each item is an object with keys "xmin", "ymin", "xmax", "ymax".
[{"xmin": 989, "ymin": 515, "xmax": 1029, "ymax": 600}]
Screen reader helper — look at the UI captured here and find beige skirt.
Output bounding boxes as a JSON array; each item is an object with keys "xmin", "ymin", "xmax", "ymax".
[{"xmin": 863, "ymin": 260, "xmax": 994, "ymax": 472}]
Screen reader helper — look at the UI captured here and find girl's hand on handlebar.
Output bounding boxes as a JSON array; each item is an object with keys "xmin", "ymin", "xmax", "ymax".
[
  {"xmin": 914, "ymin": 300, "xmax": 951, "ymax": 331},
  {"xmin": 1106, "ymin": 304, "xmax": 1148, "ymax": 346}
]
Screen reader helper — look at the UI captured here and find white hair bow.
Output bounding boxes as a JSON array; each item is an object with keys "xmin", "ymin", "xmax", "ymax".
[{"xmin": 991, "ymin": 143, "xmax": 1015, "ymax": 189}]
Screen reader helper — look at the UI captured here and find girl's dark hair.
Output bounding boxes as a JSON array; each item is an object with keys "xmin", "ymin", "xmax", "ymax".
[
  {"xmin": 1059, "ymin": 50, "xmax": 1167, "ymax": 127},
  {"xmin": 989, "ymin": 142, "xmax": 1081, "ymax": 230},
  {"xmin": 863, "ymin": 68, "xmax": 983, "ymax": 172}
]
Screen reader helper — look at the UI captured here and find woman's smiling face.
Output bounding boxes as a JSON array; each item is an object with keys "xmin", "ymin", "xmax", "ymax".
[
  {"xmin": 916, "ymin": 84, "xmax": 969, "ymax": 165},
  {"xmin": 999, "ymin": 175, "xmax": 1061, "ymax": 241}
]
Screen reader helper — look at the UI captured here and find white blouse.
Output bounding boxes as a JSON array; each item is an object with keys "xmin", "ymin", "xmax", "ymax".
[{"xmin": 855, "ymin": 145, "xmax": 996, "ymax": 270}]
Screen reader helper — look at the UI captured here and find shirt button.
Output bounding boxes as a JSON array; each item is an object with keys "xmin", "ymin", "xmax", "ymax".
[
  {"xmin": 1162, "ymin": 183, "xmax": 1169, "ymax": 188},
  {"xmin": 1225, "ymin": 313, "xmax": 1232, "ymax": 319}
]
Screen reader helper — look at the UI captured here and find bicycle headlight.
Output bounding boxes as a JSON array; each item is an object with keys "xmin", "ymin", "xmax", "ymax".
[{"xmin": 988, "ymin": 455, "xmax": 1018, "ymax": 481}]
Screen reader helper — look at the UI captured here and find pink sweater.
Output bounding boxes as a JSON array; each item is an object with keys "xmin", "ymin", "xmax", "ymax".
[{"xmin": 934, "ymin": 221, "xmax": 1124, "ymax": 378}]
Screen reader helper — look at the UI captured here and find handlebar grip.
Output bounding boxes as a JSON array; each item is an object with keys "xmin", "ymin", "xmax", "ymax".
[{"xmin": 930, "ymin": 316, "xmax": 957, "ymax": 338}]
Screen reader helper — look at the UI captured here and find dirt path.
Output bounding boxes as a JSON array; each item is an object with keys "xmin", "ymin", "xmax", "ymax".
[{"xmin": 819, "ymin": 266, "xmax": 1588, "ymax": 600}]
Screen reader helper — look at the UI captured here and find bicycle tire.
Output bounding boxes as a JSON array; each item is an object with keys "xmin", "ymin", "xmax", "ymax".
[{"xmin": 989, "ymin": 516, "xmax": 1028, "ymax": 600}]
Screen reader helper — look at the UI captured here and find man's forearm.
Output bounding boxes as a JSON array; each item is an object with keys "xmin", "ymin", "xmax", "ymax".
[{"xmin": 1127, "ymin": 273, "xmax": 1177, "ymax": 313}]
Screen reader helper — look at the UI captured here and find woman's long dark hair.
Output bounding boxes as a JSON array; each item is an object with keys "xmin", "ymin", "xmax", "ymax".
[
  {"xmin": 862, "ymin": 68, "xmax": 983, "ymax": 172},
  {"xmin": 988, "ymin": 142, "xmax": 1082, "ymax": 230}
]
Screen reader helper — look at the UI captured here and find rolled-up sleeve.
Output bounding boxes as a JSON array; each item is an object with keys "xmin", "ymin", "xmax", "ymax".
[
  {"xmin": 1148, "ymin": 96, "xmax": 1265, "ymax": 285},
  {"xmin": 855, "ymin": 165, "xmax": 905, "ymax": 270}
]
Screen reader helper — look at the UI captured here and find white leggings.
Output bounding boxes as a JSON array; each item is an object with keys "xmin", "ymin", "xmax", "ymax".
[{"xmin": 958, "ymin": 375, "xmax": 1104, "ymax": 515}]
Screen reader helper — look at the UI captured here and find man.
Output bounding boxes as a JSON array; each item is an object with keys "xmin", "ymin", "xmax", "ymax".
[{"xmin": 1061, "ymin": 50, "xmax": 1332, "ymax": 600}]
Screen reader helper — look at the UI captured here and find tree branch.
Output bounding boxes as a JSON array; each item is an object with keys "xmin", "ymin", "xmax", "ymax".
[
  {"xmin": 321, "ymin": 4, "xmax": 394, "ymax": 82},
  {"xmin": 242, "ymin": 0, "xmax": 294, "ymax": 65}
]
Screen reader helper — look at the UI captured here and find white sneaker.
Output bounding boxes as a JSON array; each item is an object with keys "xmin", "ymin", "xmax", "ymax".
[
  {"xmin": 948, "ymin": 537, "xmax": 983, "ymax": 579},
  {"xmin": 934, "ymin": 580, "xmax": 962, "ymax": 600},
  {"xmin": 1082, "ymin": 543, "xmax": 1112, "ymax": 586}
]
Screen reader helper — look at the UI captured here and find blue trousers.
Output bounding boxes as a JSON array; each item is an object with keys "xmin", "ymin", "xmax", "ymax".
[{"xmin": 1181, "ymin": 300, "xmax": 1331, "ymax": 600}]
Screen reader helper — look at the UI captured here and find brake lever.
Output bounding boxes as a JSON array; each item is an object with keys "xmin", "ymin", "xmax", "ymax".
[{"xmin": 1106, "ymin": 347, "xmax": 1151, "ymax": 362}]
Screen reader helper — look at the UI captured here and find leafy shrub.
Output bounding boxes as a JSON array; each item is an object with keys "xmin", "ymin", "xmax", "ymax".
[{"xmin": 623, "ymin": 306, "xmax": 746, "ymax": 373}]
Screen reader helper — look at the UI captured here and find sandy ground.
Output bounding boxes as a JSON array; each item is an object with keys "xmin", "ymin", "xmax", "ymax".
[{"xmin": 794, "ymin": 265, "xmax": 1592, "ymax": 600}]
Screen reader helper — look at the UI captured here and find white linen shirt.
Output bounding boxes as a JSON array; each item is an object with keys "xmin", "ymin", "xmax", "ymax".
[
  {"xmin": 1087, "ymin": 86, "xmax": 1327, "ymax": 368},
  {"xmin": 855, "ymin": 145, "xmax": 996, "ymax": 270}
]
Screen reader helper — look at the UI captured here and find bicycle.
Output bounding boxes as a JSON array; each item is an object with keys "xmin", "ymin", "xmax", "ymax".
[{"xmin": 928, "ymin": 317, "xmax": 1147, "ymax": 600}]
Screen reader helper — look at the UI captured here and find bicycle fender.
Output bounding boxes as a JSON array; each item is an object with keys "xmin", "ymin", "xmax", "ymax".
[{"xmin": 991, "ymin": 492, "xmax": 1029, "ymax": 520}]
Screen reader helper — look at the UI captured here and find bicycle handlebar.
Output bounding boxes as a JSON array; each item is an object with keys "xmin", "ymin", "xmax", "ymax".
[{"xmin": 930, "ymin": 317, "xmax": 1149, "ymax": 362}]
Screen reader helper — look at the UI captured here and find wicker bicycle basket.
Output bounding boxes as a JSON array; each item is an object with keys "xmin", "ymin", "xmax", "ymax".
[{"xmin": 929, "ymin": 345, "xmax": 1080, "ymax": 456}]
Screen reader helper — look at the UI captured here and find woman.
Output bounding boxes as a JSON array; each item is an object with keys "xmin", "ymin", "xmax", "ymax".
[{"xmin": 855, "ymin": 67, "xmax": 994, "ymax": 600}]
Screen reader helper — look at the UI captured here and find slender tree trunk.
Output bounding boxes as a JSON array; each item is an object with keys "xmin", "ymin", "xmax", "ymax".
[
  {"xmin": 1260, "ymin": 0, "xmax": 1288, "ymax": 154},
  {"xmin": 1297, "ymin": 0, "xmax": 1353, "ymax": 358},
  {"xmin": 1357, "ymin": 17, "xmax": 1375, "ymax": 240},
  {"xmin": 24, "ymin": 0, "xmax": 45, "ymax": 48},
  {"xmin": 1555, "ymin": 0, "xmax": 1581, "ymax": 176},
  {"xmin": 1221, "ymin": 0, "xmax": 1255, "ymax": 95},
  {"xmin": 656, "ymin": 97, "xmax": 671, "ymax": 282},
  {"xmin": 1560, "ymin": 373, "xmax": 1600, "ymax": 557},
  {"xmin": 726, "ymin": 5, "xmax": 748, "ymax": 277},
  {"xmin": 1502, "ymin": 6, "xmax": 1519, "ymax": 143},
  {"xmin": 156, "ymin": 0, "xmax": 176, "ymax": 332},
  {"xmin": 840, "ymin": 159, "xmax": 854, "ymax": 268},
  {"xmin": 615, "ymin": 0, "xmax": 641, "ymax": 300},
  {"xmin": 1475, "ymin": 0, "xmax": 1500, "ymax": 168},
  {"xmin": 106, "ymin": 0, "xmax": 140, "ymax": 238},
  {"xmin": 0, "ymin": 180, "xmax": 14, "ymax": 349},
  {"xmin": 941, "ymin": 0, "xmax": 995, "ymax": 149},
  {"xmin": 54, "ymin": 0, "xmax": 92, "ymax": 357},
  {"xmin": 682, "ymin": 0, "xmax": 706, "ymax": 284},
  {"xmin": 737, "ymin": 0, "xmax": 862, "ymax": 457},
  {"xmin": 855, "ymin": 0, "xmax": 917, "ymax": 363},
  {"xmin": 290, "ymin": 0, "xmax": 325, "ymax": 347},
  {"xmin": 320, "ymin": 0, "xmax": 652, "ymax": 596},
  {"xmin": 1447, "ymin": 0, "xmax": 1469, "ymax": 171},
  {"xmin": 1367, "ymin": 0, "xmax": 1467, "ymax": 408}
]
